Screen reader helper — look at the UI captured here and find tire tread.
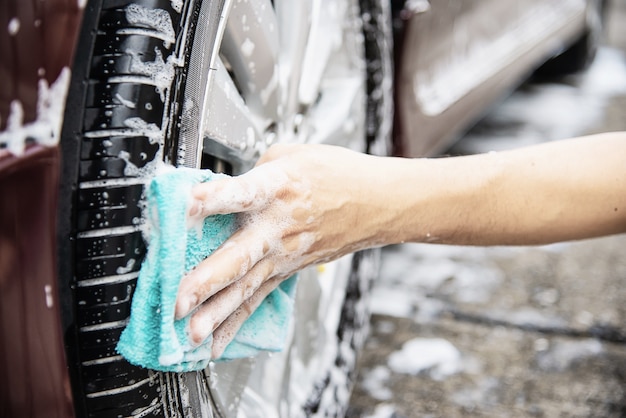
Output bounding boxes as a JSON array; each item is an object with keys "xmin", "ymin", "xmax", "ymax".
[{"xmin": 65, "ymin": 1, "xmax": 190, "ymax": 415}]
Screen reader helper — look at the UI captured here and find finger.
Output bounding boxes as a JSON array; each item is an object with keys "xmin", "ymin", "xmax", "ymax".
[
  {"xmin": 189, "ymin": 164, "xmax": 279, "ymax": 219},
  {"xmin": 175, "ymin": 231, "xmax": 271, "ymax": 319},
  {"xmin": 211, "ymin": 276, "xmax": 285, "ymax": 359},
  {"xmin": 186, "ymin": 259, "xmax": 275, "ymax": 346}
]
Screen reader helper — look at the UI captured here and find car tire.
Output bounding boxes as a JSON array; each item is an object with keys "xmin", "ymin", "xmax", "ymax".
[{"xmin": 57, "ymin": 1, "xmax": 392, "ymax": 417}]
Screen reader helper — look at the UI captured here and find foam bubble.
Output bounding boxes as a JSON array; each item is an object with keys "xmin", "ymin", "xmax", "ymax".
[
  {"xmin": 125, "ymin": 4, "xmax": 175, "ymax": 47},
  {"xmin": 0, "ymin": 68, "xmax": 71, "ymax": 156},
  {"xmin": 7, "ymin": 18, "xmax": 20, "ymax": 36},
  {"xmin": 127, "ymin": 49, "xmax": 176, "ymax": 102},
  {"xmin": 170, "ymin": 0, "xmax": 183, "ymax": 13},
  {"xmin": 388, "ymin": 338, "xmax": 462, "ymax": 380}
]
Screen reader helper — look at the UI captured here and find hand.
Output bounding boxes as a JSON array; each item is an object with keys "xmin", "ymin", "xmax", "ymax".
[{"xmin": 174, "ymin": 143, "xmax": 384, "ymax": 358}]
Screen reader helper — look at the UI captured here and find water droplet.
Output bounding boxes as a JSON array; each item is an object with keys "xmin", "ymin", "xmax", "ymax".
[{"xmin": 7, "ymin": 18, "xmax": 20, "ymax": 36}]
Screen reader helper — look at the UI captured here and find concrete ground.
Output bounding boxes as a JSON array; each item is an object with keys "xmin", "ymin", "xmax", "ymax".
[{"xmin": 347, "ymin": 2, "xmax": 626, "ymax": 417}]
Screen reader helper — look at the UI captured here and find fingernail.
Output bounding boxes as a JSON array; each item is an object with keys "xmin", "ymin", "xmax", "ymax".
[
  {"xmin": 175, "ymin": 294, "xmax": 198, "ymax": 319},
  {"xmin": 188, "ymin": 314, "xmax": 212, "ymax": 347},
  {"xmin": 188, "ymin": 199, "xmax": 203, "ymax": 218}
]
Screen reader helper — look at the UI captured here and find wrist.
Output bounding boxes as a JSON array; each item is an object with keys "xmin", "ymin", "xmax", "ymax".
[{"xmin": 374, "ymin": 154, "xmax": 504, "ymax": 246}]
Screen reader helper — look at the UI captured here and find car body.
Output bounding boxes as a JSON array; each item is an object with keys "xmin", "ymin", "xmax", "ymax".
[
  {"xmin": 392, "ymin": 0, "xmax": 603, "ymax": 157},
  {"xmin": 0, "ymin": 0, "xmax": 601, "ymax": 417}
]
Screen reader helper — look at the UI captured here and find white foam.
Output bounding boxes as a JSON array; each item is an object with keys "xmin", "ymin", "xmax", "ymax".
[
  {"xmin": 80, "ymin": 318, "xmax": 129, "ymax": 333},
  {"xmin": 115, "ymin": 93, "xmax": 137, "ymax": 109},
  {"xmin": 77, "ymin": 272, "xmax": 139, "ymax": 288},
  {"xmin": 125, "ymin": 4, "xmax": 176, "ymax": 47},
  {"xmin": 79, "ymin": 177, "xmax": 147, "ymax": 189},
  {"xmin": 85, "ymin": 376, "xmax": 151, "ymax": 398},
  {"xmin": 7, "ymin": 18, "xmax": 20, "ymax": 36},
  {"xmin": 388, "ymin": 337, "xmax": 462, "ymax": 380},
  {"xmin": 170, "ymin": 0, "xmax": 183, "ymax": 13},
  {"xmin": 127, "ymin": 49, "xmax": 176, "ymax": 102},
  {"xmin": 360, "ymin": 365, "xmax": 392, "ymax": 401},
  {"xmin": 241, "ymin": 38, "xmax": 255, "ymax": 57},
  {"xmin": 158, "ymin": 351, "xmax": 183, "ymax": 367},
  {"xmin": 116, "ymin": 258, "xmax": 136, "ymax": 274},
  {"xmin": 117, "ymin": 28, "xmax": 175, "ymax": 48},
  {"xmin": 370, "ymin": 287, "xmax": 414, "ymax": 317},
  {"xmin": 536, "ymin": 339, "xmax": 603, "ymax": 372},
  {"xmin": 405, "ymin": 0, "xmax": 430, "ymax": 13},
  {"xmin": 123, "ymin": 117, "xmax": 163, "ymax": 144},
  {"xmin": 81, "ymin": 355, "xmax": 124, "ymax": 366},
  {"xmin": 0, "ymin": 68, "xmax": 71, "ymax": 156},
  {"xmin": 363, "ymin": 403, "xmax": 396, "ymax": 418},
  {"xmin": 77, "ymin": 225, "xmax": 142, "ymax": 239},
  {"xmin": 44, "ymin": 285, "xmax": 54, "ymax": 308}
]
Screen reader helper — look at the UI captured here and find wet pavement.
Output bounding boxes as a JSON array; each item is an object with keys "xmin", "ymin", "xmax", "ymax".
[{"xmin": 347, "ymin": 2, "xmax": 626, "ymax": 417}]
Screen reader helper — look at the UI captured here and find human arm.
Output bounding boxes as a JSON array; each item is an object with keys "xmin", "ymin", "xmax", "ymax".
[
  {"xmin": 175, "ymin": 132, "xmax": 626, "ymax": 357},
  {"xmin": 379, "ymin": 131, "xmax": 626, "ymax": 246}
]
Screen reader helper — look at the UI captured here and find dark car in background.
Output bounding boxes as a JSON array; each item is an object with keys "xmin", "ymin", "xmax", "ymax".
[{"xmin": 0, "ymin": 0, "xmax": 604, "ymax": 417}]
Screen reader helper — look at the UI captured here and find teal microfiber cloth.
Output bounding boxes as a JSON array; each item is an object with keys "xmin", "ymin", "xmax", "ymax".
[{"xmin": 116, "ymin": 167, "xmax": 298, "ymax": 372}]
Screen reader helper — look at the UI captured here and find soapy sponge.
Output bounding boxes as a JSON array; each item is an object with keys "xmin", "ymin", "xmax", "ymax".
[{"xmin": 116, "ymin": 167, "xmax": 297, "ymax": 372}]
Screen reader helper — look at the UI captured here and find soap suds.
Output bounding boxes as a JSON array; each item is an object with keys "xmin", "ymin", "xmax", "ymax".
[
  {"xmin": 125, "ymin": 4, "xmax": 176, "ymax": 47},
  {"xmin": 535, "ymin": 339, "xmax": 603, "ymax": 372},
  {"xmin": 170, "ymin": 0, "xmax": 183, "ymax": 13},
  {"xmin": 241, "ymin": 38, "xmax": 255, "ymax": 57},
  {"xmin": 360, "ymin": 365, "xmax": 392, "ymax": 401},
  {"xmin": 116, "ymin": 259, "xmax": 136, "ymax": 275},
  {"xmin": 0, "ymin": 68, "xmax": 71, "ymax": 157},
  {"xmin": 127, "ymin": 49, "xmax": 176, "ymax": 102},
  {"xmin": 388, "ymin": 338, "xmax": 462, "ymax": 380},
  {"xmin": 44, "ymin": 285, "xmax": 54, "ymax": 308},
  {"xmin": 115, "ymin": 93, "xmax": 137, "ymax": 109},
  {"xmin": 123, "ymin": 117, "xmax": 163, "ymax": 144},
  {"xmin": 7, "ymin": 18, "xmax": 20, "ymax": 36}
]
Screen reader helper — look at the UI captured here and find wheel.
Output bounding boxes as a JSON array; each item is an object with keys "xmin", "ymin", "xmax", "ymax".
[{"xmin": 57, "ymin": 0, "xmax": 393, "ymax": 417}]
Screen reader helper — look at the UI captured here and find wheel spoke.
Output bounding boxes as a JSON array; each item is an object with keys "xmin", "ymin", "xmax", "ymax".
[
  {"xmin": 298, "ymin": 1, "xmax": 346, "ymax": 106},
  {"xmin": 221, "ymin": 0, "xmax": 279, "ymax": 122},
  {"xmin": 274, "ymin": 0, "xmax": 314, "ymax": 119},
  {"xmin": 306, "ymin": 76, "xmax": 364, "ymax": 149},
  {"xmin": 202, "ymin": 57, "xmax": 264, "ymax": 169}
]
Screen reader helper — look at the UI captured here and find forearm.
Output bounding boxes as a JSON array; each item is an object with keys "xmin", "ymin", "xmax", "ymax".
[{"xmin": 370, "ymin": 132, "xmax": 626, "ymax": 246}]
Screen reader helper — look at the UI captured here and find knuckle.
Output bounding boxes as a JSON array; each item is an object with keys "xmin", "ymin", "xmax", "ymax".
[{"xmin": 261, "ymin": 143, "xmax": 299, "ymax": 163}]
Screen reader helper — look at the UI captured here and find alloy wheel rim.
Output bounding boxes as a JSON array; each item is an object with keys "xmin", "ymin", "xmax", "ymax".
[
  {"xmin": 179, "ymin": 0, "xmax": 367, "ymax": 173},
  {"xmin": 175, "ymin": 0, "xmax": 369, "ymax": 413}
]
